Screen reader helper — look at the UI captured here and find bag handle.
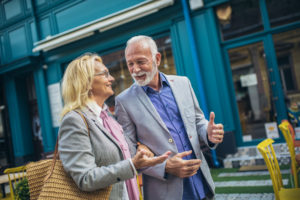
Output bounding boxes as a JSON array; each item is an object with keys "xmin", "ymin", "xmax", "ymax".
[{"xmin": 44, "ymin": 110, "xmax": 90, "ymax": 181}]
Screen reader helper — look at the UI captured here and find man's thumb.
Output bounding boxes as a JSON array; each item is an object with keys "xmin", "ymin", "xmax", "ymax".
[
  {"xmin": 177, "ymin": 150, "xmax": 192, "ymax": 158},
  {"xmin": 209, "ymin": 112, "xmax": 215, "ymax": 124}
]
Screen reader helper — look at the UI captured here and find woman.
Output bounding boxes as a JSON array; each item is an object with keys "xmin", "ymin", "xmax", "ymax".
[{"xmin": 58, "ymin": 53, "xmax": 170, "ymax": 200}]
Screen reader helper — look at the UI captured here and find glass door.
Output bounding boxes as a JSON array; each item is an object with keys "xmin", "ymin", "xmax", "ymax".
[
  {"xmin": 227, "ymin": 41, "xmax": 281, "ymax": 142},
  {"xmin": 273, "ymin": 28, "xmax": 300, "ymax": 127}
]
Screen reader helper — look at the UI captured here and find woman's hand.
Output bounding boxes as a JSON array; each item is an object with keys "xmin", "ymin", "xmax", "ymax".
[
  {"xmin": 132, "ymin": 149, "xmax": 171, "ymax": 169},
  {"xmin": 137, "ymin": 143, "xmax": 154, "ymax": 157}
]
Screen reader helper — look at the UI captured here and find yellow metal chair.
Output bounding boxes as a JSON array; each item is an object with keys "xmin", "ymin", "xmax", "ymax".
[
  {"xmin": 137, "ymin": 174, "xmax": 143, "ymax": 200},
  {"xmin": 279, "ymin": 121, "xmax": 300, "ymax": 188},
  {"xmin": 257, "ymin": 138, "xmax": 300, "ymax": 200},
  {"xmin": 3, "ymin": 165, "xmax": 26, "ymax": 200}
]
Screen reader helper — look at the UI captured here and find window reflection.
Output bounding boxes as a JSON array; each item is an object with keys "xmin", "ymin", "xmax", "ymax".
[
  {"xmin": 101, "ymin": 35, "xmax": 176, "ymax": 113},
  {"xmin": 228, "ymin": 42, "xmax": 277, "ymax": 140},
  {"xmin": 273, "ymin": 28, "xmax": 300, "ymax": 109},
  {"xmin": 216, "ymin": 0, "xmax": 263, "ymax": 41},
  {"xmin": 267, "ymin": 0, "xmax": 300, "ymax": 28}
]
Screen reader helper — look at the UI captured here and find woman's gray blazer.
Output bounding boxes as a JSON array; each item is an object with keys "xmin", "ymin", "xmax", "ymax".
[{"xmin": 58, "ymin": 107, "xmax": 134, "ymax": 200}]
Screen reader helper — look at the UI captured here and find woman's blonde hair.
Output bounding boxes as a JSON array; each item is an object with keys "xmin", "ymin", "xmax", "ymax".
[{"xmin": 61, "ymin": 53, "xmax": 102, "ymax": 117}]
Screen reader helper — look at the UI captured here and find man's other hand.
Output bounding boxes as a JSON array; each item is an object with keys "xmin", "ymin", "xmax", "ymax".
[{"xmin": 165, "ymin": 150, "xmax": 201, "ymax": 178}]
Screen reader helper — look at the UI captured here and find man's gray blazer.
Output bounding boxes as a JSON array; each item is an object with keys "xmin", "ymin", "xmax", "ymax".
[
  {"xmin": 58, "ymin": 107, "xmax": 135, "ymax": 200},
  {"xmin": 115, "ymin": 74, "xmax": 216, "ymax": 200}
]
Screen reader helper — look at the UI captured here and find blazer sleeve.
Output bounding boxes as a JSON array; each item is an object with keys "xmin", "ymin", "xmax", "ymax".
[
  {"xmin": 187, "ymin": 78, "xmax": 217, "ymax": 149},
  {"xmin": 115, "ymin": 96, "xmax": 168, "ymax": 181},
  {"xmin": 115, "ymin": 97, "xmax": 137, "ymax": 157},
  {"xmin": 58, "ymin": 111, "xmax": 134, "ymax": 192}
]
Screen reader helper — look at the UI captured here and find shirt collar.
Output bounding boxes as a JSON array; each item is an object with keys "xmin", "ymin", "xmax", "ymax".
[
  {"xmin": 86, "ymin": 100, "xmax": 108, "ymax": 117},
  {"xmin": 142, "ymin": 72, "xmax": 169, "ymax": 93}
]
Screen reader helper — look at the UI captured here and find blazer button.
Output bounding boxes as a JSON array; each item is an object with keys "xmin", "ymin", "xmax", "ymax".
[{"xmin": 168, "ymin": 138, "xmax": 173, "ymax": 143}]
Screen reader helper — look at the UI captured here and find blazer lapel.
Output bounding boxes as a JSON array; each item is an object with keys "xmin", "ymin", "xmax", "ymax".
[
  {"xmin": 81, "ymin": 107, "xmax": 122, "ymax": 152},
  {"xmin": 134, "ymin": 84, "xmax": 169, "ymax": 133},
  {"xmin": 166, "ymin": 75, "xmax": 190, "ymax": 129}
]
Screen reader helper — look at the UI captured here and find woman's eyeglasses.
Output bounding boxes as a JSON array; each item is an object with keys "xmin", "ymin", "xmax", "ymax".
[{"xmin": 94, "ymin": 71, "xmax": 111, "ymax": 78}]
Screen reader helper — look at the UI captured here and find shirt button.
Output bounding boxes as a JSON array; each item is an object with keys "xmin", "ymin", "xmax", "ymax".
[
  {"xmin": 168, "ymin": 138, "xmax": 173, "ymax": 143},
  {"xmin": 189, "ymin": 135, "xmax": 192, "ymax": 139}
]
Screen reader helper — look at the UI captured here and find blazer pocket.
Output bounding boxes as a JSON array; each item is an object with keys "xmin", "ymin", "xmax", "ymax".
[{"xmin": 184, "ymin": 106, "xmax": 195, "ymax": 123}]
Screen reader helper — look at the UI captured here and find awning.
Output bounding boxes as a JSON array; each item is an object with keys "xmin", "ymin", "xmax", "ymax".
[{"xmin": 33, "ymin": 0, "xmax": 174, "ymax": 52}]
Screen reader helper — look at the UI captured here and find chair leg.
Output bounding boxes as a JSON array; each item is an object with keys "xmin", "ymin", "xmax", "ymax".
[{"xmin": 1, "ymin": 183, "xmax": 6, "ymax": 198}]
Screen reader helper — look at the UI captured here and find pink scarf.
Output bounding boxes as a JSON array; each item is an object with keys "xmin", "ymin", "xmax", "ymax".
[{"xmin": 100, "ymin": 110, "xmax": 139, "ymax": 200}]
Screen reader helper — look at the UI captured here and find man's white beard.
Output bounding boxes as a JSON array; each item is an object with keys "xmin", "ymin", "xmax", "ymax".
[{"xmin": 132, "ymin": 64, "xmax": 158, "ymax": 86}]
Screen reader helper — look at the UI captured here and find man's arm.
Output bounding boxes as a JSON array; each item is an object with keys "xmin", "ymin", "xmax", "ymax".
[
  {"xmin": 187, "ymin": 78, "xmax": 224, "ymax": 147},
  {"xmin": 115, "ymin": 97, "xmax": 168, "ymax": 181}
]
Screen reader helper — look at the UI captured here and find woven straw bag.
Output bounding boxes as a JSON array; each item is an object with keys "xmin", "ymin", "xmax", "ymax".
[{"xmin": 26, "ymin": 111, "xmax": 112, "ymax": 200}]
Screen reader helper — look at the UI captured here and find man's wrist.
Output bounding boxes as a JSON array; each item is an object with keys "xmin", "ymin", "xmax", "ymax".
[{"xmin": 206, "ymin": 134, "xmax": 215, "ymax": 147}]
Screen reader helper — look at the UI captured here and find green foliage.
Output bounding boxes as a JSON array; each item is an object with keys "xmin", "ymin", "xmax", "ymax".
[{"xmin": 15, "ymin": 178, "xmax": 30, "ymax": 200}]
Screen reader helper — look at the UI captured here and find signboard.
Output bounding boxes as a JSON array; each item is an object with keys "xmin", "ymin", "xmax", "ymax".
[
  {"xmin": 264, "ymin": 122, "xmax": 279, "ymax": 139},
  {"xmin": 48, "ymin": 83, "xmax": 63, "ymax": 127},
  {"xmin": 243, "ymin": 135, "xmax": 252, "ymax": 142},
  {"xmin": 240, "ymin": 73, "xmax": 257, "ymax": 87},
  {"xmin": 189, "ymin": 0, "xmax": 204, "ymax": 10},
  {"xmin": 295, "ymin": 127, "xmax": 300, "ymax": 139}
]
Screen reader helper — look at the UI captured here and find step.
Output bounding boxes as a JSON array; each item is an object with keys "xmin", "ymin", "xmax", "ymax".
[{"xmin": 223, "ymin": 143, "xmax": 300, "ymax": 168}]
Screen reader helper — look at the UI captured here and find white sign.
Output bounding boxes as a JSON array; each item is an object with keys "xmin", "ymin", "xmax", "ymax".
[
  {"xmin": 240, "ymin": 74, "xmax": 258, "ymax": 87},
  {"xmin": 265, "ymin": 122, "xmax": 279, "ymax": 139},
  {"xmin": 243, "ymin": 135, "xmax": 252, "ymax": 142},
  {"xmin": 295, "ymin": 127, "xmax": 300, "ymax": 139},
  {"xmin": 189, "ymin": 0, "xmax": 204, "ymax": 10},
  {"xmin": 48, "ymin": 83, "xmax": 63, "ymax": 127}
]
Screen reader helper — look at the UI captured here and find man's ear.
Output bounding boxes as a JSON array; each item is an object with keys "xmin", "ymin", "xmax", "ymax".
[{"xmin": 156, "ymin": 52, "xmax": 162, "ymax": 66}]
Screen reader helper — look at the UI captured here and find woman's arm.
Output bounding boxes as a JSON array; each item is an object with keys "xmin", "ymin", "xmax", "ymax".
[{"xmin": 58, "ymin": 111, "xmax": 134, "ymax": 192}]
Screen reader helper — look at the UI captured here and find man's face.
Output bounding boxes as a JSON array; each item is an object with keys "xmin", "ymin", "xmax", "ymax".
[{"xmin": 125, "ymin": 42, "xmax": 159, "ymax": 86}]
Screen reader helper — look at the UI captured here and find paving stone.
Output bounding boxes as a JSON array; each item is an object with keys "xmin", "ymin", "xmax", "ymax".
[
  {"xmin": 215, "ymin": 193, "xmax": 274, "ymax": 200},
  {"xmin": 215, "ymin": 179, "xmax": 288, "ymax": 187},
  {"xmin": 218, "ymin": 169, "xmax": 290, "ymax": 177}
]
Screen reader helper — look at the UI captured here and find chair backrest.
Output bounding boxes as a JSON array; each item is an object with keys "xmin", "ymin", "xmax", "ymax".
[
  {"xmin": 4, "ymin": 165, "xmax": 26, "ymax": 200},
  {"xmin": 257, "ymin": 138, "xmax": 283, "ymax": 200},
  {"xmin": 281, "ymin": 120, "xmax": 297, "ymax": 145},
  {"xmin": 279, "ymin": 121, "xmax": 299, "ymax": 188}
]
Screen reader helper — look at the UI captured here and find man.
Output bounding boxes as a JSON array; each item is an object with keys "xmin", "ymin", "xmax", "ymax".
[{"xmin": 115, "ymin": 35, "xmax": 224, "ymax": 200}]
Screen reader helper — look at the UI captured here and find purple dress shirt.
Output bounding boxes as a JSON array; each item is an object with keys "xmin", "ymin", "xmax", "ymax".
[{"xmin": 142, "ymin": 73, "xmax": 210, "ymax": 200}]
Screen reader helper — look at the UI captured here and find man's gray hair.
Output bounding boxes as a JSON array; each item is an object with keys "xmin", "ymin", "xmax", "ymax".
[{"xmin": 125, "ymin": 35, "xmax": 158, "ymax": 61}]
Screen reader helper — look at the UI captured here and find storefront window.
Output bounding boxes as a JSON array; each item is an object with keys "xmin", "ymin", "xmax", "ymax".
[
  {"xmin": 266, "ymin": 0, "xmax": 300, "ymax": 28},
  {"xmin": 26, "ymin": 74, "xmax": 44, "ymax": 160},
  {"xmin": 216, "ymin": 0, "xmax": 263, "ymax": 41},
  {"xmin": 101, "ymin": 35, "xmax": 176, "ymax": 113},
  {"xmin": 228, "ymin": 42, "xmax": 278, "ymax": 140},
  {"xmin": 273, "ymin": 28, "xmax": 300, "ymax": 112},
  {"xmin": 0, "ymin": 107, "xmax": 3, "ymax": 138}
]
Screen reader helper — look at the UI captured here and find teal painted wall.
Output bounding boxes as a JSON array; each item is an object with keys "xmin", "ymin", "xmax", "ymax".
[
  {"xmin": 0, "ymin": 0, "xmax": 148, "ymax": 64},
  {"xmin": 4, "ymin": 75, "xmax": 34, "ymax": 157},
  {"xmin": 34, "ymin": 67, "xmax": 55, "ymax": 152},
  {"xmin": 55, "ymin": 0, "xmax": 145, "ymax": 33}
]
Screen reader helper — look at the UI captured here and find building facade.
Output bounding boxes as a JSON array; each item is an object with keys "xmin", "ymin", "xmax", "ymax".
[{"xmin": 0, "ymin": 0, "xmax": 299, "ymax": 166}]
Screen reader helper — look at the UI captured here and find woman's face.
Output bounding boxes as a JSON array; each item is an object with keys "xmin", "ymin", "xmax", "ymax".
[{"xmin": 91, "ymin": 61, "xmax": 115, "ymax": 101}]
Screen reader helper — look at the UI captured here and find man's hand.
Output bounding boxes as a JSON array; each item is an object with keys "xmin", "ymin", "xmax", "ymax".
[
  {"xmin": 165, "ymin": 150, "xmax": 201, "ymax": 178},
  {"xmin": 132, "ymin": 149, "xmax": 171, "ymax": 169},
  {"xmin": 137, "ymin": 143, "xmax": 154, "ymax": 157},
  {"xmin": 207, "ymin": 112, "xmax": 224, "ymax": 144}
]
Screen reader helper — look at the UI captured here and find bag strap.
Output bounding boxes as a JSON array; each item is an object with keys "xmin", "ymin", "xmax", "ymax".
[{"xmin": 44, "ymin": 110, "xmax": 90, "ymax": 181}]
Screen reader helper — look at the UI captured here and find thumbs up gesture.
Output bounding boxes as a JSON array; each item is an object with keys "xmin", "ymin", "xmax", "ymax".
[{"xmin": 207, "ymin": 112, "xmax": 224, "ymax": 144}]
